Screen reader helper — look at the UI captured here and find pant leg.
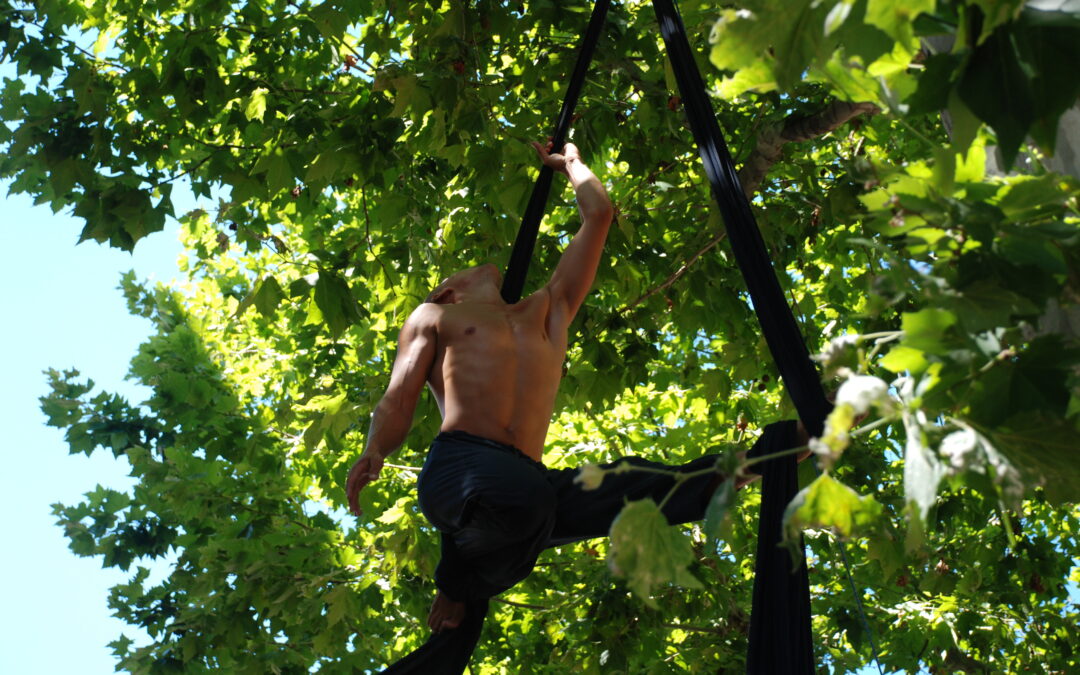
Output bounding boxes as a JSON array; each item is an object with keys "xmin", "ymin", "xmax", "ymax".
[
  {"xmin": 417, "ymin": 435, "xmax": 557, "ymax": 600},
  {"xmin": 382, "ymin": 436, "xmax": 557, "ymax": 675},
  {"xmin": 545, "ymin": 421, "xmax": 798, "ymax": 547},
  {"xmin": 380, "ymin": 599, "xmax": 489, "ymax": 675}
]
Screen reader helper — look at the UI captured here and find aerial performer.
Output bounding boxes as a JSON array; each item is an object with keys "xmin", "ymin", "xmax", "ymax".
[{"xmin": 344, "ymin": 140, "xmax": 808, "ymax": 674}]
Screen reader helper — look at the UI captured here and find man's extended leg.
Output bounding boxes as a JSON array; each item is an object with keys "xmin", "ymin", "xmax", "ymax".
[{"xmin": 544, "ymin": 421, "xmax": 799, "ymax": 547}]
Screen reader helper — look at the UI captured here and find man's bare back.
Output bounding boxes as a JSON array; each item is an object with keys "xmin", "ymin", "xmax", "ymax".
[
  {"xmin": 421, "ymin": 277, "xmax": 569, "ymax": 460},
  {"xmin": 343, "ymin": 140, "xmax": 612, "ymax": 636}
]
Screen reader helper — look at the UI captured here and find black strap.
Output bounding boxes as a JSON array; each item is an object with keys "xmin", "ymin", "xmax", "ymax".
[
  {"xmin": 650, "ymin": 0, "xmax": 827, "ymax": 672},
  {"xmin": 500, "ymin": 0, "xmax": 612, "ymax": 304}
]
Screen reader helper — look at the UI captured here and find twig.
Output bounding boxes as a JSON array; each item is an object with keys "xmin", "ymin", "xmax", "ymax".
[
  {"xmin": 24, "ymin": 19, "xmax": 131, "ymax": 73},
  {"xmin": 383, "ymin": 462, "xmax": 420, "ymax": 473},
  {"xmin": 661, "ymin": 622, "xmax": 724, "ymax": 635},
  {"xmin": 493, "ymin": 598, "xmax": 548, "ymax": 611},
  {"xmin": 620, "ymin": 230, "xmax": 728, "ymax": 312},
  {"xmin": 151, "ymin": 155, "xmax": 210, "ymax": 189},
  {"xmin": 361, "ymin": 186, "xmax": 397, "ymax": 294}
]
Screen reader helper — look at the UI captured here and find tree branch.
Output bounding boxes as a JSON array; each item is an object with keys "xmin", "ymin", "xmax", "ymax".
[
  {"xmin": 151, "ymin": 155, "xmax": 211, "ymax": 189},
  {"xmin": 616, "ymin": 104, "xmax": 876, "ymax": 313},
  {"xmin": 661, "ymin": 622, "xmax": 727, "ymax": 635},
  {"xmin": 619, "ymin": 229, "xmax": 728, "ymax": 313},
  {"xmin": 738, "ymin": 100, "xmax": 880, "ymax": 198},
  {"xmin": 492, "ymin": 598, "xmax": 548, "ymax": 611}
]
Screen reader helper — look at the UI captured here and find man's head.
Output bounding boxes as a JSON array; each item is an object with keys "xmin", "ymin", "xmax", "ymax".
[{"xmin": 425, "ymin": 264, "xmax": 503, "ymax": 305}]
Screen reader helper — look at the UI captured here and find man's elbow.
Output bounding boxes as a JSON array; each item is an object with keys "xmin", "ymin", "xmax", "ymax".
[
  {"xmin": 583, "ymin": 204, "xmax": 614, "ymax": 228},
  {"xmin": 375, "ymin": 393, "xmax": 412, "ymax": 423}
]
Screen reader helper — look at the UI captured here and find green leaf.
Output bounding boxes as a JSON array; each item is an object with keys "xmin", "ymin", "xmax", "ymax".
[
  {"xmin": 995, "ymin": 174, "xmax": 1073, "ymax": 223},
  {"xmin": 947, "ymin": 90, "xmax": 981, "ymax": 155},
  {"xmin": 783, "ymin": 473, "xmax": 884, "ymax": 546},
  {"xmin": 313, "ymin": 271, "xmax": 363, "ymax": 338},
  {"xmin": 866, "ymin": 534, "xmax": 904, "ymax": 578},
  {"xmin": 865, "ymin": 0, "xmax": 936, "ymax": 44},
  {"xmin": 968, "ymin": 0, "xmax": 1026, "ymax": 43},
  {"xmin": 772, "ymin": 0, "xmax": 827, "ymax": 90},
  {"xmin": 988, "ymin": 413, "xmax": 1080, "ymax": 503},
  {"xmin": 608, "ymin": 499, "xmax": 703, "ymax": 607},
  {"xmin": 956, "ymin": 25, "xmax": 1035, "ymax": 169},
  {"xmin": 253, "ymin": 276, "xmax": 285, "ymax": 317},
  {"xmin": 309, "ymin": 5, "xmax": 351, "ymax": 41},
  {"xmin": 906, "ymin": 53, "xmax": 961, "ymax": 116},
  {"xmin": 900, "ymin": 308, "xmax": 957, "ymax": 353},
  {"xmin": 703, "ymin": 476, "xmax": 736, "ymax": 541},
  {"xmin": 390, "ymin": 75, "xmax": 417, "ymax": 117},
  {"xmin": 251, "ymin": 149, "xmax": 295, "ymax": 195},
  {"xmin": 305, "ymin": 152, "xmax": 341, "ymax": 184},
  {"xmin": 245, "ymin": 87, "xmax": 268, "ymax": 122},
  {"xmin": 325, "ymin": 585, "xmax": 351, "ymax": 627}
]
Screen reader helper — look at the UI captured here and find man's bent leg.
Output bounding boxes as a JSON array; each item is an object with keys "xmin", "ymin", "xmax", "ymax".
[
  {"xmin": 545, "ymin": 421, "xmax": 799, "ymax": 546},
  {"xmin": 384, "ymin": 433, "xmax": 557, "ymax": 674}
]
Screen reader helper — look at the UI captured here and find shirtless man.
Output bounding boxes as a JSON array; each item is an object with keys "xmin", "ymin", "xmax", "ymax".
[{"xmin": 344, "ymin": 141, "xmax": 804, "ymax": 674}]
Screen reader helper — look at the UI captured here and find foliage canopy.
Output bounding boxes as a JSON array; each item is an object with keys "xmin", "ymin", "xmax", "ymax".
[{"xmin": 5, "ymin": 0, "xmax": 1080, "ymax": 671}]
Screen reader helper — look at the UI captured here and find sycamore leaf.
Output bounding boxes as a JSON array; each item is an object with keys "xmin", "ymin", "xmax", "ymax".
[
  {"xmin": 608, "ymin": 499, "xmax": 703, "ymax": 608},
  {"xmin": 902, "ymin": 411, "xmax": 944, "ymax": 550},
  {"xmin": 313, "ymin": 271, "xmax": 363, "ymax": 338},
  {"xmin": 325, "ymin": 585, "xmax": 351, "ymax": 627},
  {"xmin": 865, "ymin": 0, "xmax": 935, "ymax": 44},
  {"xmin": 245, "ymin": 87, "xmax": 268, "ymax": 122},
  {"xmin": 703, "ymin": 476, "xmax": 736, "ymax": 541},
  {"xmin": 900, "ymin": 308, "xmax": 957, "ymax": 354},
  {"xmin": 783, "ymin": 473, "xmax": 884, "ymax": 547},
  {"xmin": 986, "ymin": 413, "xmax": 1080, "ymax": 504},
  {"xmin": 253, "ymin": 276, "xmax": 285, "ymax": 317}
]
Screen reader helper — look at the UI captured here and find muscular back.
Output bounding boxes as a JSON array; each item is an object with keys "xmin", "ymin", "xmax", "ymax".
[
  {"xmin": 426, "ymin": 289, "xmax": 569, "ymax": 460},
  {"xmin": 352, "ymin": 144, "xmax": 612, "ymax": 476}
]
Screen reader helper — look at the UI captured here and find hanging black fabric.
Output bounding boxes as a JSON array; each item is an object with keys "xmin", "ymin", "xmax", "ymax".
[
  {"xmin": 650, "ymin": 0, "xmax": 827, "ymax": 672},
  {"xmin": 500, "ymin": 0, "xmax": 612, "ymax": 304}
]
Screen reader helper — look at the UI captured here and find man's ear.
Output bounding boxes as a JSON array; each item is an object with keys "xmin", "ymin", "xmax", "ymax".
[{"xmin": 429, "ymin": 287, "xmax": 454, "ymax": 305}]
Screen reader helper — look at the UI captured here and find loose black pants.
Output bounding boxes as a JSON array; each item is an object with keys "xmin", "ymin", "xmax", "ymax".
[{"xmin": 382, "ymin": 423, "xmax": 798, "ymax": 674}]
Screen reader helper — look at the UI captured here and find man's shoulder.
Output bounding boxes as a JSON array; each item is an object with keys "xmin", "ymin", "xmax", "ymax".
[{"xmin": 402, "ymin": 301, "xmax": 443, "ymax": 331}]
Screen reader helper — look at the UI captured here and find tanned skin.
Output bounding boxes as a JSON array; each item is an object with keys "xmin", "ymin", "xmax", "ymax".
[{"xmin": 345, "ymin": 140, "xmax": 614, "ymax": 632}]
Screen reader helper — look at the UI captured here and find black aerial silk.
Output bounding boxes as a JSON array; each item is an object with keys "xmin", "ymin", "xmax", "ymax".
[{"xmin": 385, "ymin": 0, "xmax": 829, "ymax": 672}]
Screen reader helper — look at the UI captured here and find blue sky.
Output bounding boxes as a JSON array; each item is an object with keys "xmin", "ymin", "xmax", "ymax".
[{"xmin": 0, "ymin": 186, "xmax": 183, "ymax": 673}]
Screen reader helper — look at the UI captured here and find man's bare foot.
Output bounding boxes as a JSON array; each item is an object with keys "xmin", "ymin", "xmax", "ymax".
[{"xmin": 427, "ymin": 590, "xmax": 466, "ymax": 632}]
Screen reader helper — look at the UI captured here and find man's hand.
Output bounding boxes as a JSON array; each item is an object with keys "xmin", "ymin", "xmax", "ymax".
[
  {"xmin": 345, "ymin": 451, "xmax": 384, "ymax": 517},
  {"xmin": 531, "ymin": 139, "xmax": 582, "ymax": 175}
]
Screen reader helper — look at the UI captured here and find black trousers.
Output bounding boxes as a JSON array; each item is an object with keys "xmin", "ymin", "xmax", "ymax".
[{"xmin": 382, "ymin": 423, "xmax": 798, "ymax": 674}]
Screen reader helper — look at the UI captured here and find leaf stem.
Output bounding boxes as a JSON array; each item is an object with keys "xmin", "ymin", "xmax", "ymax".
[{"xmin": 383, "ymin": 462, "xmax": 420, "ymax": 473}]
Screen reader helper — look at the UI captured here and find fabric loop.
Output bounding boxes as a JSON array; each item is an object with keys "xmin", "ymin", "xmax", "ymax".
[{"xmin": 500, "ymin": 0, "xmax": 612, "ymax": 304}]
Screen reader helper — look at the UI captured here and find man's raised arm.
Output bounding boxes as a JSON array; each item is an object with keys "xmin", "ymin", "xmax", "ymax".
[
  {"xmin": 533, "ymin": 141, "xmax": 614, "ymax": 322},
  {"xmin": 345, "ymin": 303, "xmax": 438, "ymax": 516}
]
